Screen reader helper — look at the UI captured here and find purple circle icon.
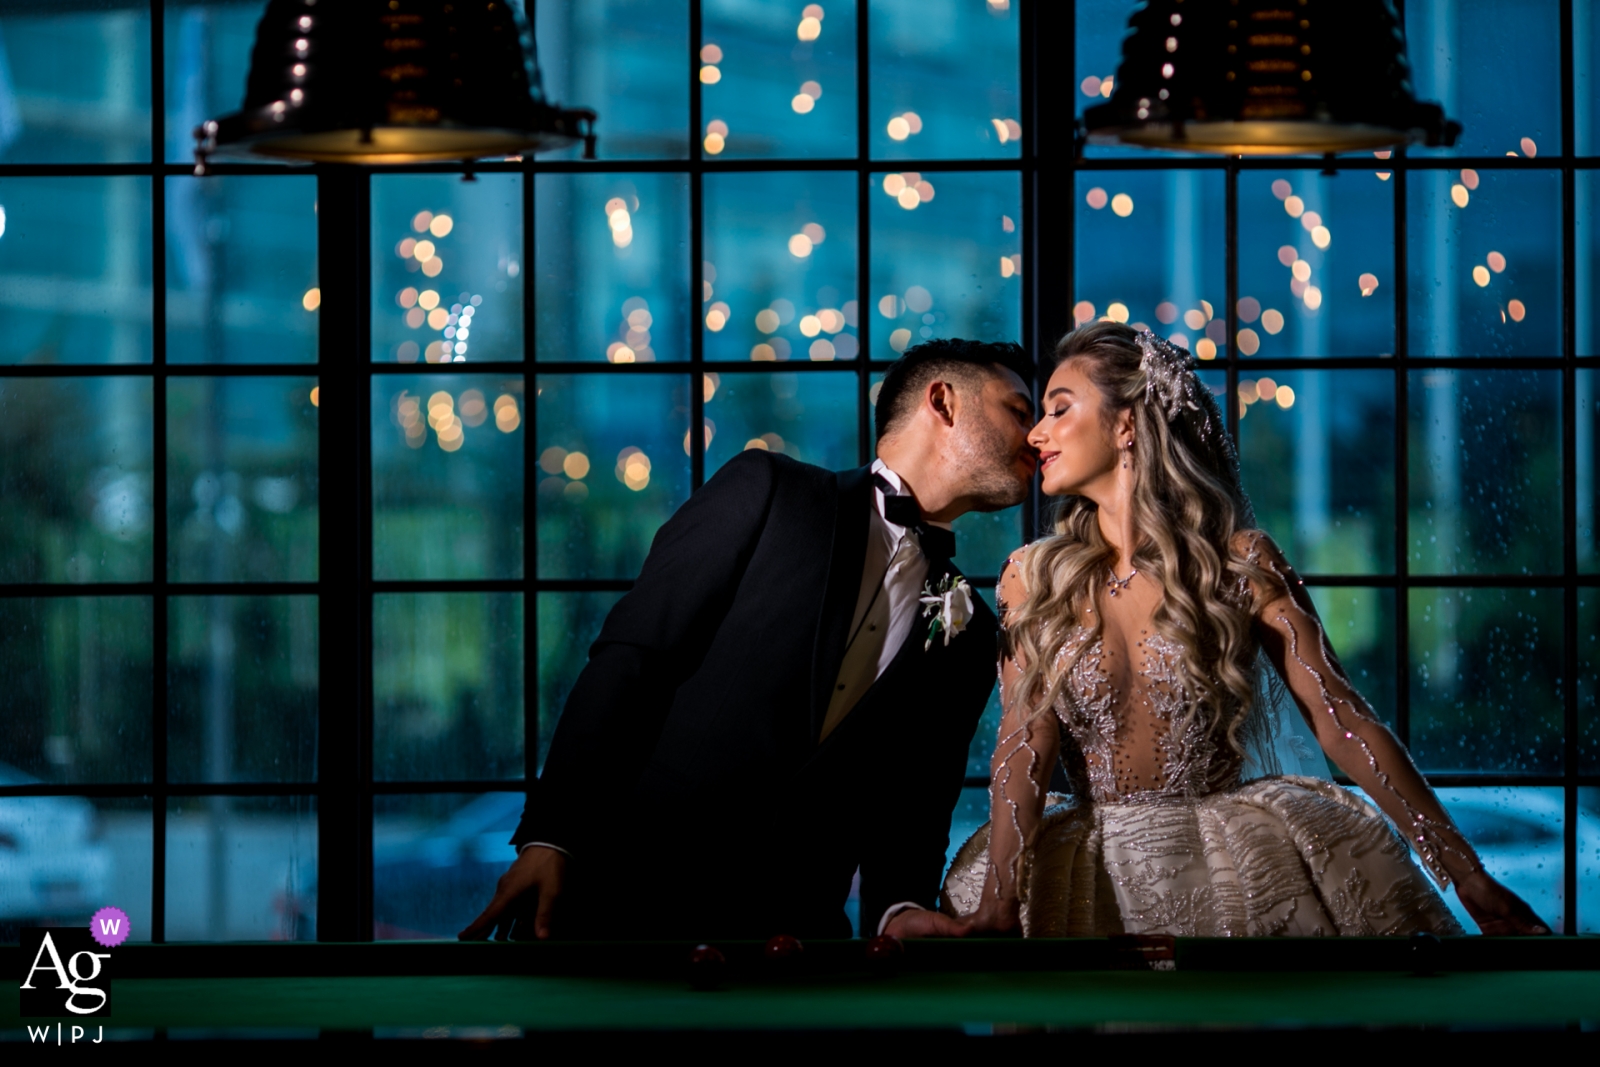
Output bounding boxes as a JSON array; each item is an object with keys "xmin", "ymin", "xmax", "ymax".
[{"xmin": 90, "ymin": 906, "xmax": 131, "ymax": 948}]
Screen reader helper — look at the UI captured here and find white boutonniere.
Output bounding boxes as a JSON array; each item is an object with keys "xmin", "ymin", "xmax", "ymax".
[{"xmin": 920, "ymin": 574, "xmax": 974, "ymax": 651}]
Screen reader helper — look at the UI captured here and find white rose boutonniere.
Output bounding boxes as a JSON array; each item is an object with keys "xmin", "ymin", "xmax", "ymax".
[{"xmin": 920, "ymin": 574, "xmax": 974, "ymax": 651}]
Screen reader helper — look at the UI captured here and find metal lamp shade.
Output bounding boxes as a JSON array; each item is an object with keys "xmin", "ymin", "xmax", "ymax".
[
  {"xmin": 1082, "ymin": 0, "xmax": 1459, "ymax": 155},
  {"xmin": 196, "ymin": 0, "xmax": 595, "ymax": 166}
]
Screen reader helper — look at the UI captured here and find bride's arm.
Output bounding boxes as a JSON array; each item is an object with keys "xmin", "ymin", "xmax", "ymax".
[
  {"xmin": 972, "ymin": 553, "xmax": 1057, "ymax": 933},
  {"xmin": 1242, "ymin": 533, "xmax": 1549, "ymax": 934}
]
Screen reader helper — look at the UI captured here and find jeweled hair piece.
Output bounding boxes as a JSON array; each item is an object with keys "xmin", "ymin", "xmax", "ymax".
[{"xmin": 1136, "ymin": 329, "xmax": 1215, "ymax": 442}]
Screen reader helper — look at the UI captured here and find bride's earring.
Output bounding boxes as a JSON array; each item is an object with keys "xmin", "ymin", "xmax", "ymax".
[{"xmin": 1122, "ymin": 440, "xmax": 1132, "ymax": 469}]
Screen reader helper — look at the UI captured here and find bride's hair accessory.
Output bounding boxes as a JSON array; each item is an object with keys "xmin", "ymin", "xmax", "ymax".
[{"xmin": 1136, "ymin": 329, "xmax": 1214, "ymax": 441}]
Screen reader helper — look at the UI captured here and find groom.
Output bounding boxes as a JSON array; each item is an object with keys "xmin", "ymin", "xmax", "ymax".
[{"xmin": 460, "ymin": 339, "xmax": 1037, "ymax": 942}]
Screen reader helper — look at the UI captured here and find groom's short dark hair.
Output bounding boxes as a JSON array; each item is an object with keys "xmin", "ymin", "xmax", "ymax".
[{"xmin": 874, "ymin": 338, "xmax": 1031, "ymax": 442}]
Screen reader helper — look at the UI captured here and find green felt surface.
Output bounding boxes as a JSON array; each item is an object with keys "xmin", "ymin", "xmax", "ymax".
[{"xmin": 8, "ymin": 971, "xmax": 1598, "ymax": 1031}]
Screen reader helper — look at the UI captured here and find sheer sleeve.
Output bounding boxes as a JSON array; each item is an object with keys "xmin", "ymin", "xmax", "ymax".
[
  {"xmin": 983, "ymin": 549, "xmax": 1059, "ymax": 919},
  {"xmin": 1241, "ymin": 533, "xmax": 1482, "ymax": 887}
]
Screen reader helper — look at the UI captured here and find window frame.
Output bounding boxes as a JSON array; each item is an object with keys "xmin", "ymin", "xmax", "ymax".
[{"xmin": 0, "ymin": 0, "xmax": 1592, "ymax": 939}]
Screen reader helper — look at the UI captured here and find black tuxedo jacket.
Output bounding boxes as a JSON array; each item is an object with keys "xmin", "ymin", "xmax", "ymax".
[{"xmin": 512, "ymin": 449, "xmax": 999, "ymax": 939}]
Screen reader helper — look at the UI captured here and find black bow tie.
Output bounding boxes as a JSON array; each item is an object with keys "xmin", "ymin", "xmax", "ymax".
[{"xmin": 873, "ymin": 474, "xmax": 956, "ymax": 560}]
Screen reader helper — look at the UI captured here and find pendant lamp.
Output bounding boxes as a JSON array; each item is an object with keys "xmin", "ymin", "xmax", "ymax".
[
  {"xmin": 1081, "ymin": 0, "xmax": 1459, "ymax": 155},
  {"xmin": 194, "ymin": 0, "xmax": 596, "ymax": 169}
]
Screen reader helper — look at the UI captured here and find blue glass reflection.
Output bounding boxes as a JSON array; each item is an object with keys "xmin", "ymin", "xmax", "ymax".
[
  {"xmin": 0, "ymin": 7, "xmax": 151, "ymax": 163},
  {"xmin": 167, "ymin": 176, "xmax": 318, "ymax": 364},
  {"xmin": 1239, "ymin": 370, "xmax": 1394, "ymax": 574},
  {"xmin": 1073, "ymin": 171, "xmax": 1225, "ymax": 357},
  {"xmin": 371, "ymin": 375, "xmax": 525, "ymax": 580},
  {"xmin": 870, "ymin": 0, "xmax": 1020, "ymax": 160},
  {"xmin": 1409, "ymin": 587, "xmax": 1563, "ymax": 774},
  {"xmin": 0, "ymin": 178, "xmax": 153, "ymax": 365},
  {"xmin": 0, "ymin": 377, "xmax": 153, "ymax": 583},
  {"xmin": 871, "ymin": 171, "xmax": 1020, "ymax": 359},
  {"xmin": 1239, "ymin": 171, "xmax": 1394, "ymax": 358},
  {"xmin": 168, "ymin": 377, "xmax": 319, "ymax": 582},
  {"xmin": 372, "ymin": 175, "xmax": 523, "ymax": 364},
  {"xmin": 705, "ymin": 370, "xmax": 858, "ymax": 476},
  {"xmin": 373, "ymin": 793, "xmax": 521, "ymax": 940},
  {"xmin": 705, "ymin": 171, "xmax": 857, "ymax": 363},
  {"xmin": 166, "ymin": 795, "xmax": 316, "ymax": 941},
  {"xmin": 537, "ymin": 591, "xmax": 625, "ymax": 774},
  {"xmin": 1407, "ymin": 170, "xmax": 1561, "ymax": 358},
  {"xmin": 163, "ymin": 2, "xmax": 270, "ymax": 162},
  {"xmin": 536, "ymin": 0, "xmax": 690, "ymax": 160},
  {"xmin": 536, "ymin": 172, "xmax": 690, "ymax": 362},
  {"xmin": 1406, "ymin": 0, "xmax": 1562, "ymax": 157},
  {"xmin": 702, "ymin": 0, "xmax": 856, "ymax": 159}
]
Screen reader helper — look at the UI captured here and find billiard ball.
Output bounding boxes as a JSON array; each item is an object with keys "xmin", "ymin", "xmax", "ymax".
[
  {"xmin": 863, "ymin": 934, "xmax": 903, "ymax": 968},
  {"xmin": 764, "ymin": 934, "xmax": 804, "ymax": 961},
  {"xmin": 687, "ymin": 943, "xmax": 726, "ymax": 990}
]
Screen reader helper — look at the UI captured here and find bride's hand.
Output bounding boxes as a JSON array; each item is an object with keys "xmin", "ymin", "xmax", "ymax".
[
  {"xmin": 1454, "ymin": 869, "xmax": 1550, "ymax": 935},
  {"xmin": 965, "ymin": 900, "xmax": 1023, "ymax": 938}
]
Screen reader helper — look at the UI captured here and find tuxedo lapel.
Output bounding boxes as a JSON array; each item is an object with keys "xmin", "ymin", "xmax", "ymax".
[{"xmin": 809, "ymin": 465, "xmax": 874, "ymax": 739}]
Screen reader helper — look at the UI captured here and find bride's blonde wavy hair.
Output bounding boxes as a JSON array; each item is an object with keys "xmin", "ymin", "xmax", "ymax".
[{"xmin": 1007, "ymin": 322, "xmax": 1285, "ymax": 758}]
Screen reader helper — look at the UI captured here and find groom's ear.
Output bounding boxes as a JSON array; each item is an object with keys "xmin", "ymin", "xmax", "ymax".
[{"xmin": 925, "ymin": 379, "xmax": 959, "ymax": 428}]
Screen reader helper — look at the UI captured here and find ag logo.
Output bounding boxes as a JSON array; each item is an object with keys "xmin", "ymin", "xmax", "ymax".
[{"xmin": 19, "ymin": 929, "xmax": 112, "ymax": 1017}]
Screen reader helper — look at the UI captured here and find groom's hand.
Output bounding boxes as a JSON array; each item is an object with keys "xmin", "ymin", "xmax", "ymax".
[
  {"xmin": 458, "ymin": 845, "xmax": 567, "ymax": 941},
  {"xmin": 883, "ymin": 908, "xmax": 971, "ymax": 939}
]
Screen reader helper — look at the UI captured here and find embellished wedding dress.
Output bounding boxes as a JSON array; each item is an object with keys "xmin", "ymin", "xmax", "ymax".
[{"xmin": 940, "ymin": 541, "xmax": 1467, "ymax": 937}]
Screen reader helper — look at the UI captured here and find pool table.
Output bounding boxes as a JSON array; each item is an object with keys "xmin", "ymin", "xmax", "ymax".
[{"xmin": 4, "ymin": 937, "xmax": 1597, "ymax": 1047}]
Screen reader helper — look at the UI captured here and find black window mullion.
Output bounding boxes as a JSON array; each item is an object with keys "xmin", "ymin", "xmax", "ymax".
[
  {"xmin": 1392, "ymin": 152, "xmax": 1411, "ymax": 752},
  {"xmin": 316, "ymin": 166, "xmax": 374, "ymax": 942},
  {"xmin": 523, "ymin": 161, "xmax": 539, "ymax": 781},
  {"xmin": 855, "ymin": 0, "xmax": 872, "ymax": 467},
  {"xmin": 689, "ymin": 0, "xmax": 706, "ymax": 491},
  {"xmin": 149, "ymin": 0, "xmax": 168, "ymax": 944},
  {"xmin": 1559, "ymin": 0, "xmax": 1579, "ymax": 936}
]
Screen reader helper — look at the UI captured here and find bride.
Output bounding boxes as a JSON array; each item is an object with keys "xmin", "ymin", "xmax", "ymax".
[{"xmin": 942, "ymin": 323, "xmax": 1549, "ymax": 937}]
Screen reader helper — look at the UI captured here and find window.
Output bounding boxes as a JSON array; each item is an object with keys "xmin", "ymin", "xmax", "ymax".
[{"xmin": 0, "ymin": 1, "xmax": 1595, "ymax": 941}]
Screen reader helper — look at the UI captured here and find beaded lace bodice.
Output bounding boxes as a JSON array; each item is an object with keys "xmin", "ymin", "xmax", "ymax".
[
  {"xmin": 1051, "ymin": 626, "xmax": 1239, "ymax": 805},
  {"xmin": 983, "ymin": 535, "xmax": 1484, "ymax": 917}
]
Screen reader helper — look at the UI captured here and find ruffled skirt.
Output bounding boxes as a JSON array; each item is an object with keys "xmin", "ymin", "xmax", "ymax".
[{"xmin": 940, "ymin": 776, "xmax": 1463, "ymax": 936}]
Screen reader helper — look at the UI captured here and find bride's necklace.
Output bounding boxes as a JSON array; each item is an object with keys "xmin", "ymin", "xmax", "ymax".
[{"xmin": 1106, "ymin": 566, "xmax": 1137, "ymax": 597}]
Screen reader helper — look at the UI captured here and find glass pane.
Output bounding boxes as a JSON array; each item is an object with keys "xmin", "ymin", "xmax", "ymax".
[
  {"xmin": 374, "ymin": 793, "xmax": 521, "ymax": 940},
  {"xmin": 372, "ymin": 174, "xmax": 522, "ymax": 364},
  {"xmin": 1407, "ymin": 169, "xmax": 1561, "ymax": 357},
  {"xmin": 1581, "ymin": 591, "xmax": 1599, "ymax": 775},
  {"xmin": 0, "ymin": 597, "xmax": 151, "ymax": 784},
  {"xmin": 1581, "ymin": 788, "xmax": 1600, "ymax": 933},
  {"xmin": 164, "ymin": 795, "xmax": 316, "ymax": 941},
  {"xmin": 951, "ymin": 508, "xmax": 1021, "ymax": 581},
  {"xmin": 372, "ymin": 375, "xmax": 524, "ymax": 581},
  {"xmin": 1239, "ymin": 370, "xmax": 1394, "ymax": 575},
  {"xmin": 701, "ymin": 0, "xmax": 856, "ymax": 159},
  {"xmin": 0, "ymin": 178, "xmax": 153, "ymax": 365},
  {"xmin": 168, "ymin": 377, "xmax": 319, "ymax": 582},
  {"xmin": 166, "ymin": 176, "xmax": 318, "ymax": 364},
  {"xmin": 1238, "ymin": 170, "xmax": 1395, "ymax": 358},
  {"xmin": 1580, "ymin": 2, "xmax": 1600, "ymax": 156},
  {"xmin": 1407, "ymin": 370, "xmax": 1560, "ymax": 575},
  {"xmin": 1408, "ymin": 587, "xmax": 1563, "ymax": 774},
  {"xmin": 535, "ymin": 374, "xmax": 690, "ymax": 580},
  {"xmin": 0, "ymin": 377, "xmax": 152, "ymax": 583},
  {"xmin": 372, "ymin": 593, "xmax": 524, "ymax": 782},
  {"xmin": 871, "ymin": 171, "xmax": 1020, "ymax": 360},
  {"xmin": 535, "ymin": 172, "xmax": 690, "ymax": 363},
  {"xmin": 1581, "ymin": 173, "xmax": 1599, "ymax": 357},
  {"xmin": 536, "ymin": 0, "xmax": 689, "ymax": 160},
  {"xmin": 536, "ymin": 591, "xmax": 625, "ymax": 774},
  {"xmin": 167, "ymin": 596, "xmax": 317, "ymax": 784},
  {"xmin": 945, "ymin": 785, "xmax": 990, "ymax": 877},
  {"xmin": 869, "ymin": 0, "xmax": 1020, "ymax": 160},
  {"xmin": 1307, "ymin": 587, "xmax": 1397, "ymax": 730},
  {"xmin": 163, "ymin": 1, "xmax": 269, "ymax": 157},
  {"xmin": 0, "ymin": 796, "xmax": 150, "ymax": 942},
  {"xmin": 1406, "ymin": 0, "xmax": 1562, "ymax": 157},
  {"xmin": 1072, "ymin": 171, "xmax": 1225, "ymax": 360},
  {"xmin": 1432, "ymin": 787, "xmax": 1564, "ymax": 934},
  {"xmin": 1583, "ymin": 369, "xmax": 1598, "ymax": 571},
  {"xmin": 0, "ymin": 4, "xmax": 151, "ymax": 163},
  {"xmin": 705, "ymin": 370, "xmax": 858, "ymax": 476},
  {"xmin": 704, "ymin": 171, "xmax": 858, "ymax": 363}
]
